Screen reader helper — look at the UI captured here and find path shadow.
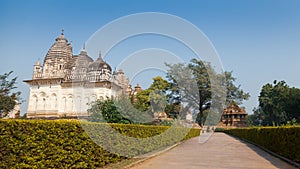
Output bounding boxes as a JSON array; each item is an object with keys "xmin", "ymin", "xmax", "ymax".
[{"xmin": 226, "ymin": 134, "xmax": 299, "ymax": 169}]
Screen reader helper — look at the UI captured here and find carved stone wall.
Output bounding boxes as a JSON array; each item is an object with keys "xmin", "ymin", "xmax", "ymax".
[
  {"xmin": 218, "ymin": 102, "xmax": 248, "ymax": 128},
  {"xmin": 24, "ymin": 31, "xmax": 131, "ymax": 118}
]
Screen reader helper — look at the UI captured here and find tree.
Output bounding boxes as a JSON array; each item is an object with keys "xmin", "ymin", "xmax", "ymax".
[
  {"xmin": 224, "ymin": 71, "xmax": 250, "ymax": 105},
  {"xmin": 203, "ymin": 109, "xmax": 221, "ymax": 126},
  {"xmin": 0, "ymin": 71, "xmax": 22, "ymax": 118},
  {"xmin": 115, "ymin": 94, "xmax": 152, "ymax": 124},
  {"xmin": 284, "ymin": 87, "xmax": 300, "ymax": 123},
  {"xmin": 166, "ymin": 61, "xmax": 204, "ymax": 126},
  {"xmin": 164, "ymin": 102, "xmax": 181, "ymax": 119},
  {"xmin": 258, "ymin": 80, "xmax": 300, "ymax": 125},
  {"xmin": 166, "ymin": 58, "xmax": 249, "ymax": 127},
  {"xmin": 247, "ymin": 107, "xmax": 264, "ymax": 126},
  {"xmin": 134, "ymin": 76, "xmax": 171, "ymax": 113},
  {"xmin": 132, "ymin": 76, "xmax": 188, "ymax": 122},
  {"xmin": 89, "ymin": 76, "xmax": 174, "ymax": 125},
  {"xmin": 88, "ymin": 98, "xmax": 132, "ymax": 124}
]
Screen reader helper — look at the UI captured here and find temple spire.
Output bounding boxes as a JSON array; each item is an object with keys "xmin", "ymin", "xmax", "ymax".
[
  {"xmin": 35, "ymin": 58, "xmax": 41, "ymax": 66},
  {"xmin": 56, "ymin": 28, "xmax": 67, "ymax": 42},
  {"xmin": 83, "ymin": 43, "xmax": 86, "ymax": 51},
  {"xmin": 96, "ymin": 50, "xmax": 104, "ymax": 62}
]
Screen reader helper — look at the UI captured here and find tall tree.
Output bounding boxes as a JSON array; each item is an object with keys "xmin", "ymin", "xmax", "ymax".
[
  {"xmin": 0, "ymin": 71, "xmax": 22, "ymax": 118},
  {"xmin": 285, "ymin": 87, "xmax": 300, "ymax": 122},
  {"xmin": 134, "ymin": 76, "xmax": 170, "ymax": 113},
  {"xmin": 132, "ymin": 76, "xmax": 186, "ymax": 121},
  {"xmin": 187, "ymin": 59, "xmax": 213, "ymax": 126},
  {"xmin": 224, "ymin": 71, "xmax": 250, "ymax": 105},
  {"xmin": 258, "ymin": 80, "xmax": 300, "ymax": 125},
  {"xmin": 166, "ymin": 58, "xmax": 249, "ymax": 127}
]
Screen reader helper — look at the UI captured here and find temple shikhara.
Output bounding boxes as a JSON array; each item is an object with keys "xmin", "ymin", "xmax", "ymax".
[
  {"xmin": 24, "ymin": 31, "xmax": 133, "ymax": 118},
  {"xmin": 218, "ymin": 102, "xmax": 248, "ymax": 128}
]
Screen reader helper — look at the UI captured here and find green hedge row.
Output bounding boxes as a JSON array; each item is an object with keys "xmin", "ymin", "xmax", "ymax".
[
  {"xmin": 0, "ymin": 120, "xmax": 200, "ymax": 168},
  {"xmin": 223, "ymin": 126, "xmax": 300, "ymax": 163}
]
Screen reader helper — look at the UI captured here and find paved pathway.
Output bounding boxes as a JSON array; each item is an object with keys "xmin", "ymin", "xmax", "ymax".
[{"xmin": 130, "ymin": 133, "xmax": 297, "ymax": 169}]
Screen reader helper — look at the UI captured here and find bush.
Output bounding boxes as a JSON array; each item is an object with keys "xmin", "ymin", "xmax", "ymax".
[
  {"xmin": 0, "ymin": 119, "xmax": 200, "ymax": 168},
  {"xmin": 224, "ymin": 126, "xmax": 300, "ymax": 163},
  {"xmin": 214, "ymin": 128, "xmax": 225, "ymax": 132}
]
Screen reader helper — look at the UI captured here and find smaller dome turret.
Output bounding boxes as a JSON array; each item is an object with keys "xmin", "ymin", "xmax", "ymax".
[
  {"xmin": 134, "ymin": 84, "xmax": 142, "ymax": 92},
  {"xmin": 88, "ymin": 51, "xmax": 112, "ymax": 72},
  {"xmin": 55, "ymin": 29, "xmax": 68, "ymax": 43},
  {"xmin": 78, "ymin": 45, "xmax": 93, "ymax": 63},
  {"xmin": 118, "ymin": 69, "xmax": 124, "ymax": 74},
  {"xmin": 35, "ymin": 59, "xmax": 41, "ymax": 66}
]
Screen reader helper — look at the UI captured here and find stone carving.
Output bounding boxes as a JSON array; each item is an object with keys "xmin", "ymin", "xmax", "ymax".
[
  {"xmin": 218, "ymin": 102, "xmax": 248, "ymax": 128},
  {"xmin": 24, "ymin": 31, "xmax": 131, "ymax": 118}
]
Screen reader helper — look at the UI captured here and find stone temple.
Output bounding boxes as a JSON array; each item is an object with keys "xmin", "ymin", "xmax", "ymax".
[
  {"xmin": 24, "ymin": 31, "xmax": 132, "ymax": 118},
  {"xmin": 218, "ymin": 102, "xmax": 248, "ymax": 128}
]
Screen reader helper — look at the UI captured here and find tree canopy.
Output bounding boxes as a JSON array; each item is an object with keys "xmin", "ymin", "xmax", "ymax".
[
  {"xmin": 88, "ymin": 98, "xmax": 132, "ymax": 124},
  {"xmin": 0, "ymin": 71, "xmax": 22, "ymax": 118},
  {"xmin": 166, "ymin": 58, "xmax": 249, "ymax": 126},
  {"xmin": 88, "ymin": 77, "xmax": 171, "ymax": 125},
  {"xmin": 249, "ymin": 80, "xmax": 300, "ymax": 126},
  {"xmin": 224, "ymin": 71, "xmax": 250, "ymax": 105},
  {"xmin": 133, "ymin": 76, "xmax": 170, "ymax": 113}
]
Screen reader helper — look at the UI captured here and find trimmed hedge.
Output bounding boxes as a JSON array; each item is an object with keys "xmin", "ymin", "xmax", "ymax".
[
  {"xmin": 224, "ymin": 126, "xmax": 300, "ymax": 163},
  {"xmin": 0, "ymin": 120, "xmax": 200, "ymax": 168}
]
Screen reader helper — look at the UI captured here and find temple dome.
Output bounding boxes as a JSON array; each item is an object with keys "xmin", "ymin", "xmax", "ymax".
[
  {"xmin": 44, "ymin": 32, "xmax": 72, "ymax": 63},
  {"xmin": 78, "ymin": 48, "xmax": 93, "ymax": 63},
  {"xmin": 35, "ymin": 59, "xmax": 41, "ymax": 66},
  {"xmin": 88, "ymin": 53, "xmax": 112, "ymax": 72},
  {"xmin": 73, "ymin": 48, "xmax": 94, "ymax": 70},
  {"xmin": 55, "ymin": 33, "xmax": 67, "ymax": 43}
]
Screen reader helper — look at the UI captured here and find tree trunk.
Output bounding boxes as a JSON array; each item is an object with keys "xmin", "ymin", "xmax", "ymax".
[{"xmin": 198, "ymin": 107, "xmax": 204, "ymax": 127}]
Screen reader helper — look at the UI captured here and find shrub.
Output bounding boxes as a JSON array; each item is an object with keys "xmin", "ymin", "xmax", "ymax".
[
  {"xmin": 224, "ymin": 126, "xmax": 300, "ymax": 163},
  {"xmin": 214, "ymin": 127, "xmax": 225, "ymax": 132},
  {"xmin": 0, "ymin": 119, "xmax": 200, "ymax": 168}
]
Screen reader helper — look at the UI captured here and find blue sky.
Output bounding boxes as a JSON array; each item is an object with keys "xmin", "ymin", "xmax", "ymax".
[{"xmin": 1, "ymin": 0, "xmax": 300, "ymax": 115}]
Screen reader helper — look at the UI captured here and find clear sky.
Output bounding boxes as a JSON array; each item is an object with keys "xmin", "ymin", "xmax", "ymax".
[{"xmin": 1, "ymin": 0, "xmax": 300, "ymax": 115}]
